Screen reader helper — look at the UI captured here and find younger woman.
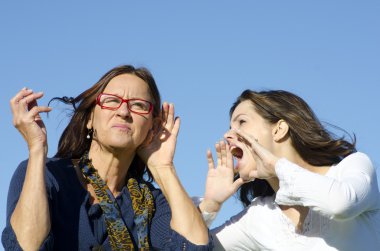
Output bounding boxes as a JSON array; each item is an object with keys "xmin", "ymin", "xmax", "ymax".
[{"xmin": 200, "ymin": 90, "xmax": 380, "ymax": 250}]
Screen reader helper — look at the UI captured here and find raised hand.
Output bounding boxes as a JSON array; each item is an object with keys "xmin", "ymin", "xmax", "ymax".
[
  {"xmin": 232, "ymin": 129, "xmax": 279, "ymax": 180},
  {"xmin": 139, "ymin": 103, "xmax": 209, "ymax": 244},
  {"xmin": 138, "ymin": 102, "xmax": 179, "ymax": 173},
  {"xmin": 10, "ymin": 87, "xmax": 52, "ymax": 155},
  {"xmin": 201, "ymin": 140, "xmax": 244, "ymax": 213}
]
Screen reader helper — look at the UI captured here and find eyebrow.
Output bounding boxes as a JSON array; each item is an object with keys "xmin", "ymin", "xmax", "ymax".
[
  {"xmin": 231, "ymin": 113, "xmax": 246, "ymax": 122},
  {"xmin": 103, "ymin": 92, "xmax": 150, "ymax": 100}
]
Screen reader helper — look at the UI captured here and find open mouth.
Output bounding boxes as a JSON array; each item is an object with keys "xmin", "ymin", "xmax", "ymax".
[
  {"xmin": 230, "ymin": 146, "xmax": 243, "ymax": 170},
  {"xmin": 231, "ymin": 146, "xmax": 243, "ymax": 159}
]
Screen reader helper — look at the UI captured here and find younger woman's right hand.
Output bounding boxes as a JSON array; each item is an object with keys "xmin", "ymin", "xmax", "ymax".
[
  {"xmin": 200, "ymin": 140, "xmax": 244, "ymax": 213},
  {"xmin": 10, "ymin": 88, "xmax": 51, "ymax": 154}
]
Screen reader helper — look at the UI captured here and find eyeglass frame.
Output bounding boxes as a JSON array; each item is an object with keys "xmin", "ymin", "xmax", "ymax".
[{"xmin": 96, "ymin": 93, "xmax": 153, "ymax": 115}]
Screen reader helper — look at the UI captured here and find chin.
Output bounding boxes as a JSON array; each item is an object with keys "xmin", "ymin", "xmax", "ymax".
[
  {"xmin": 107, "ymin": 141, "xmax": 135, "ymax": 151},
  {"xmin": 238, "ymin": 169, "xmax": 254, "ymax": 181}
]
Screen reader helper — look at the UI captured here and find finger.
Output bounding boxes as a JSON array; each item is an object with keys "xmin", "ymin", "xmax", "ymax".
[
  {"xmin": 220, "ymin": 140, "xmax": 227, "ymax": 167},
  {"xmin": 232, "ymin": 177, "xmax": 245, "ymax": 192},
  {"xmin": 26, "ymin": 92, "xmax": 44, "ymax": 111},
  {"xmin": 14, "ymin": 106, "xmax": 51, "ymax": 129},
  {"xmin": 171, "ymin": 116, "xmax": 180, "ymax": 138},
  {"xmin": 206, "ymin": 149, "xmax": 215, "ymax": 170},
  {"xmin": 232, "ymin": 129, "xmax": 264, "ymax": 155},
  {"xmin": 234, "ymin": 139, "xmax": 261, "ymax": 164},
  {"xmin": 226, "ymin": 144, "xmax": 234, "ymax": 169},
  {"xmin": 10, "ymin": 88, "xmax": 34, "ymax": 112},
  {"xmin": 232, "ymin": 129, "xmax": 256, "ymax": 147},
  {"xmin": 10, "ymin": 88, "xmax": 33, "ymax": 104},
  {"xmin": 165, "ymin": 103, "xmax": 175, "ymax": 131},
  {"xmin": 27, "ymin": 106, "xmax": 52, "ymax": 119},
  {"xmin": 162, "ymin": 102, "xmax": 169, "ymax": 127},
  {"xmin": 17, "ymin": 92, "xmax": 44, "ymax": 114},
  {"xmin": 215, "ymin": 142, "xmax": 222, "ymax": 167}
]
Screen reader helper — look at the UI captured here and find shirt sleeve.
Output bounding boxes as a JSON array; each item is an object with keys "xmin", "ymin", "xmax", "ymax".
[
  {"xmin": 191, "ymin": 196, "xmax": 218, "ymax": 227},
  {"xmin": 275, "ymin": 152, "xmax": 379, "ymax": 220},
  {"xmin": 210, "ymin": 206, "xmax": 260, "ymax": 250},
  {"xmin": 1, "ymin": 160, "xmax": 55, "ymax": 250},
  {"xmin": 150, "ymin": 190, "xmax": 213, "ymax": 250}
]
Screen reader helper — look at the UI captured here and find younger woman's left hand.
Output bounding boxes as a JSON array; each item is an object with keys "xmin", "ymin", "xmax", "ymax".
[
  {"xmin": 138, "ymin": 102, "xmax": 179, "ymax": 172},
  {"xmin": 232, "ymin": 129, "xmax": 279, "ymax": 180}
]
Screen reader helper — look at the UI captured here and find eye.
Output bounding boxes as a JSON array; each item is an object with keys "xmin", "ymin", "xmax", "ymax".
[
  {"xmin": 238, "ymin": 119, "xmax": 246, "ymax": 125},
  {"xmin": 102, "ymin": 97, "xmax": 120, "ymax": 104},
  {"xmin": 129, "ymin": 100, "xmax": 150, "ymax": 111}
]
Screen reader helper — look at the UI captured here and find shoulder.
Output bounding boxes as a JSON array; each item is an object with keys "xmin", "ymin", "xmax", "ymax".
[
  {"xmin": 45, "ymin": 157, "xmax": 77, "ymax": 177},
  {"xmin": 341, "ymin": 152, "xmax": 371, "ymax": 164},
  {"xmin": 333, "ymin": 152, "xmax": 377, "ymax": 181},
  {"xmin": 337, "ymin": 152, "xmax": 374, "ymax": 172},
  {"xmin": 12, "ymin": 157, "xmax": 77, "ymax": 189}
]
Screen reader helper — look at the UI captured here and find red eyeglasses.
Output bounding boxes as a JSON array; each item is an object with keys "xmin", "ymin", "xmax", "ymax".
[{"xmin": 96, "ymin": 93, "xmax": 153, "ymax": 115}]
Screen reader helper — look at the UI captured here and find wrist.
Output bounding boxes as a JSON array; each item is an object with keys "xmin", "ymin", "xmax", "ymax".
[
  {"xmin": 199, "ymin": 199, "xmax": 222, "ymax": 213},
  {"xmin": 29, "ymin": 146, "xmax": 48, "ymax": 157},
  {"xmin": 149, "ymin": 165, "xmax": 177, "ymax": 191}
]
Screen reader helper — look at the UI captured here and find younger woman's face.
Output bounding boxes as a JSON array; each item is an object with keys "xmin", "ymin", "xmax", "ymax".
[{"xmin": 225, "ymin": 100, "xmax": 275, "ymax": 181}]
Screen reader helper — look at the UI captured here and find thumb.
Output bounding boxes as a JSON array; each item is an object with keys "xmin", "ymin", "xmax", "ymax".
[{"xmin": 232, "ymin": 177, "xmax": 244, "ymax": 193}]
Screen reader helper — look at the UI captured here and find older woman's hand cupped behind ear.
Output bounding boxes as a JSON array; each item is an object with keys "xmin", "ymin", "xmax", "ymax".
[
  {"xmin": 138, "ymin": 102, "xmax": 180, "ymax": 174},
  {"xmin": 232, "ymin": 129, "xmax": 279, "ymax": 180}
]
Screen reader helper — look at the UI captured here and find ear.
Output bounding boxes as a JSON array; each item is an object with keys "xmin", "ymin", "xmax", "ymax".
[
  {"xmin": 272, "ymin": 119, "xmax": 289, "ymax": 142},
  {"xmin": 86, "ymin": 111, "xmax": 94, "ymax": 130}
]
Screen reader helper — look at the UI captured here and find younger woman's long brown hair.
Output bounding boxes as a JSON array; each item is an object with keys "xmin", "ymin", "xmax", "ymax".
[{"xmin": 230, "ymin": 89, "xmax": 356, "ymax": 206}]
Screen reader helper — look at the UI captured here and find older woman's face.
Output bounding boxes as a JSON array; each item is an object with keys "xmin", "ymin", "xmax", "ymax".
[{"xmin": 88, "ymin": 73, "xmax": 154, "ymax": 152}]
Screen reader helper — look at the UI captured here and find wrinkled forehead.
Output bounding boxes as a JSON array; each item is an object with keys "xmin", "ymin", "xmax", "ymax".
[{"xmin": 103, "ymin": 74, "xmax": 152, "ymax": 100}]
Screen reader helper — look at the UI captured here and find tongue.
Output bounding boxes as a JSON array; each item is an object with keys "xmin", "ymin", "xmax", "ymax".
[
  {"xmin": 231, "ymin": 147, "xmax": 243, "ymax": 170},
  {"xmin": 231, "ymin": 147, "xmax": 243, "ymax": 159}
]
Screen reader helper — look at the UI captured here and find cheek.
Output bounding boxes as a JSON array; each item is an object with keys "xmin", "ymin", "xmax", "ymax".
[
  {"xmin": 240, "ymin": 125, "xmax": 259, "ymax": 140},
  {"xmin": 258, "ymin": 130, "xmax": 274, "ymax": 149},
  {"xmin": 92, "ymin": 109, "xmax": 110, "ymax": 128},
  {"xmin": 133, "ymin": 117, "xmax": 153, "ymax": 138}
]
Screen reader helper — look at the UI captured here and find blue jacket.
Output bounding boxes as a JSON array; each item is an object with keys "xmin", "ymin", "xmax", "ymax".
[{"xmin": 2, "ymin": 158, "xmax": 212, "ymax": 250}]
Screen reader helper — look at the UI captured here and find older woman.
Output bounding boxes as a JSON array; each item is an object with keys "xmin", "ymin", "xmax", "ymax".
[
  {"xmin": 3, "ymin": 65, "xmax": 210, "ymax": 250},
  {"xmin": 200, "ymin": 90, "xmax": 380, "ymax": 250}
]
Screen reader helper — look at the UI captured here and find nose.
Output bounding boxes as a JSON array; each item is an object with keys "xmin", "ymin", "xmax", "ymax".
[
  {"xmin": 224, "ymin": 129, "xmax": 236, "ymax": 144},
  {"xmin": 116, "ymin": 102, "xmax": 131, "ymax": 118}
]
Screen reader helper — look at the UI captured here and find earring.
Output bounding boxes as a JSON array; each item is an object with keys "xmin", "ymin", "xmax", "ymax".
[{"xmin": 87, "ymin": 128, "xmax": 93, "ymax": 139}]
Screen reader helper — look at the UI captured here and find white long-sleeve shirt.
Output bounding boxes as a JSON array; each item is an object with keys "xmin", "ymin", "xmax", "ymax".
[{"xmin": 211, "ymin": 152, "xmax": 380, "ymax": 251}]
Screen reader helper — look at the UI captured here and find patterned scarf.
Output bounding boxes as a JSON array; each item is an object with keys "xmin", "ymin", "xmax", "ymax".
[{"xmin": 78, "ymin": 152, "xmax": 155, "ymax": 250}]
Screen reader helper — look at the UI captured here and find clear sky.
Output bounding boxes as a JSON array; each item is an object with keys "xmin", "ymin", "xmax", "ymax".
[{"xmin": 1, "ymin": 1, "xmax": 379, "ymax": 248}]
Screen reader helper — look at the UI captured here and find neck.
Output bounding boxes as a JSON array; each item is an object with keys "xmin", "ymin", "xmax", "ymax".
[{"xmin": 88, "ymin": 144, "xmax": 136, "ymax": 195}]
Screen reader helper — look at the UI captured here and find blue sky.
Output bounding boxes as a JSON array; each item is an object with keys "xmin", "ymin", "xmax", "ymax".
[{"xmin": 1, "ymin": 1, "xmax": 379, "ymax": 247}]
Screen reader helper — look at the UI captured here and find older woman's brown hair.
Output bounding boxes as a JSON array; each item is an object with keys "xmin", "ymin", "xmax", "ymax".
[{"xmin": 50, "ymin": 65, "xmax": 161, "ymax": 182}]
